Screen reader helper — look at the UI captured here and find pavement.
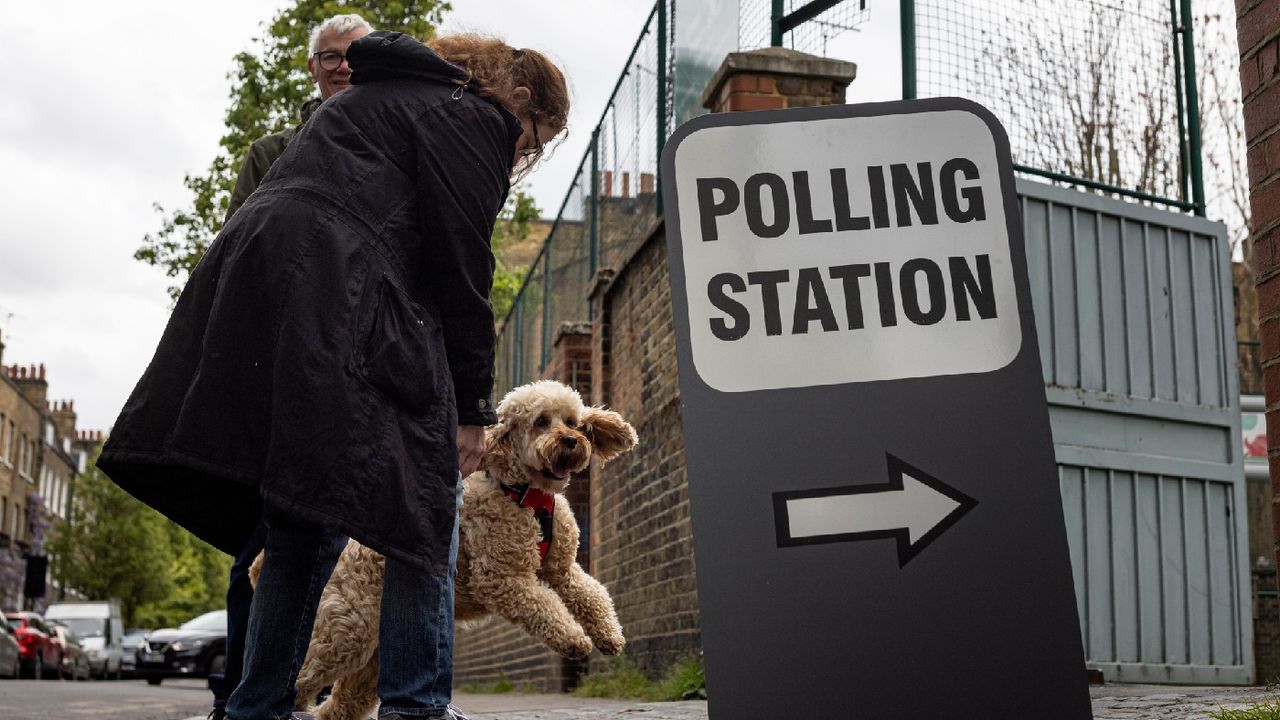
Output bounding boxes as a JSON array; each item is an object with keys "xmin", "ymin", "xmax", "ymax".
[{"xmin": 174, "ymin": 684, "xmax": 1280, "ymax": 719}]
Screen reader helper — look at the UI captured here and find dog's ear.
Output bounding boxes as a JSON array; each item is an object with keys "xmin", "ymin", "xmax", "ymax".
[
  {"xmin": 582, "ymin": 406, "xmax": 638, "ymax": 463},
  {"xmin": 485, "ymin": 414, "xmax": 517, "ymax": 451}
]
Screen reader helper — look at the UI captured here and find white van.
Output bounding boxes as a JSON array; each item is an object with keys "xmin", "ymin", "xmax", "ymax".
[{"xmin": 43, "ymin": 601, "xmax": 124, "ymax": 679}]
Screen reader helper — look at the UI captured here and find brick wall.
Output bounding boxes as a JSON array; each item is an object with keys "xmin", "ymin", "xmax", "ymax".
[
  {"xmin": 1257, "ymin": 570, "xmax": 1280, "ymax": 683},
  {"xmin": 590, "ymin": 224, "xmax": 701, "ymax": 676},
  {"xmin": 1239, "ymin": 0, "xmax": 1280, "ymax": 575}
]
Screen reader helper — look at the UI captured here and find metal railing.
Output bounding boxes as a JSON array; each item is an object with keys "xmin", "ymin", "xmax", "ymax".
[
  {"xmin": 496, "ymin": 0, "xmax": 1210, "ymax": 392},
  {"xmin": 902, "ymin": 0, "xmax": 1205, "ymax": 215},
  {"xmin": 495, "ymin": 1, "xmax": 674, "ymax": 392}
]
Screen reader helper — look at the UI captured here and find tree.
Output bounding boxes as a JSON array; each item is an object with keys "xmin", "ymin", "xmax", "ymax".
[
  {"xmin": 136, "ymin": 1, "xmax": 450, "ymax": 302},
  {"xmin": 132, "ymin": 525, "xmax": 231, "ymax": 630},
  {"xmin": 491, "ymin": 189, "xmax": 542, "ymax": 321},
  {"xmin": 46, "ymin": 452, "xmax": 177, "ymax": 626}
]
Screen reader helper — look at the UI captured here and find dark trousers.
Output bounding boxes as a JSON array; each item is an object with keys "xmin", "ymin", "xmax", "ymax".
[
  {"xmin": 209, "ymin": 518, "xmax": 269, "ymax": 709},
  {"xmin": 224, "ymin": 507, "xmax": 348, "ymax": 720}
]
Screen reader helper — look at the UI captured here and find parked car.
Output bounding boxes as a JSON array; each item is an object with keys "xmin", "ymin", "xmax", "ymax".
[
  {"xmin": 44, "ymin": 601, "xmax": 124, "ymax": 679},
  {"xmin": 0, "ymin": 622, "xmax": 20, "ymax": 678},
  {"xmin": 119, "ymin": 628, "xmax": 150, "ymax": 678},
  {"xmin": 3, "ymin": 612, "xmax": 61, "ymax": 679},
  {"xmin": 137, "ymin": 610, "xmax": 227, "ymax": 686},
  {"xmin": 47, "ymin": 623, "xmax": 91, "ymax": 681}
]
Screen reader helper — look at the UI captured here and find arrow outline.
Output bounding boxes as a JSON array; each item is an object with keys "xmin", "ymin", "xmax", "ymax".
[{"xmin": 772, "ymin": 453, "xmax": 979, "ymax": 567}]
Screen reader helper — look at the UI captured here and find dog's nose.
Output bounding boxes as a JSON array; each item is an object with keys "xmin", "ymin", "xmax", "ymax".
[{"xmin": 560, "ymin": 436, "xmax": 578, "ymax": 449}]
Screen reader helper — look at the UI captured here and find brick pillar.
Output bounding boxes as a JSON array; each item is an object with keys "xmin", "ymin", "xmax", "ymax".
[
  {"xmin": 541, "ymin": 321, "xmax": 594, "ymax": 398},
  {"xmin": 699, "ymin": 46, "xmax": 856, "ymax": 113},
  {"xmin": 1238, "ymin": 0, "xmax": 1280, "ymax": 576}
]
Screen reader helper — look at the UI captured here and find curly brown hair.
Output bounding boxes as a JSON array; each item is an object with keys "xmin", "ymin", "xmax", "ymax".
[{"xmin": 428, "ymin": 34, "xmax": 569, "ymax": 135}]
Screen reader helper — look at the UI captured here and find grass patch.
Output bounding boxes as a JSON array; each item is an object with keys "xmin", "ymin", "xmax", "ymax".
[
  {"xmin": 655, "ymin": 656, "xmax": 707, "ymax": 701},
  {"xmin": 573, "ymin": 655, "xmax": 707, "ymax": 702},
  {"xmin": 1211, "ymin": 701, "xmax": 1280, "ymax": 720}
]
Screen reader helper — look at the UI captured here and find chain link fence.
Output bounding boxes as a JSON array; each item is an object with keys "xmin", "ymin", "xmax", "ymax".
[
  {"xmin": 740, "ymin": 0, "xmax": 871, "ymax": 55},
  {"xmin": 496, "ymin": 1, "xmax": 674, "ymax": 392},
  {"xmin": 914, "ymin": 0, "xmax": 1199, "ymax": 211},
  {"xmin": 496, "ymin": 0, "xmax": 1205, "ymax": 391}
]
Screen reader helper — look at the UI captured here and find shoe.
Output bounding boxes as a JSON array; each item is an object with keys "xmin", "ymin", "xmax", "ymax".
[
  {"xmin": 444, "ymin": 705, "xmax": 472, "ymax": 720},
  {"xmin": 207, "ymin": 709, "xmax": 226, "ymax": 720}
]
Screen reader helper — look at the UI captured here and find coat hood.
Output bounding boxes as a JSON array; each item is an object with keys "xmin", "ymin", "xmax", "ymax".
[{"xmin": 348, "ymin": 31, "xmax": 470, "ymax": 88}]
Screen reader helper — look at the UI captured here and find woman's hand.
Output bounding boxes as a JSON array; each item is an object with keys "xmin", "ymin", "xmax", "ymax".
[{"xmin": 457, "ymin": 425, "xmax": 485, "ymax": 476}]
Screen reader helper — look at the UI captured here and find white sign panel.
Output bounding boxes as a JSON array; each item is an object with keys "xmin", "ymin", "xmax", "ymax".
[{"xmin": 673, "ymin": 110, "xmax": 1022, "ymax": 392}]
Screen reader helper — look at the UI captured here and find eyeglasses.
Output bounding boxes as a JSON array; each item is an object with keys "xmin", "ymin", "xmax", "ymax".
[
  {"xmin": 313, "ymin": 51, "xmax": 348, "ymax": 72},
  {"xmin": 519, "ymin": 117, "xmax": 542, "ymax": 160}
]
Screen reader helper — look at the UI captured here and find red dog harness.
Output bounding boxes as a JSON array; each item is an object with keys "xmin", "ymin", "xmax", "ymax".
[{"xmin": 501, "ymin": 483, "xmax": 554, "ymax": 561}]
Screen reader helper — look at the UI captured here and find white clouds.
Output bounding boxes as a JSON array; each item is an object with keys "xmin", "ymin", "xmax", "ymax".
[
  {"xmin": 2, "ymin": 0, "xmax": 289, "ymax": 431},
  {"xmin": 0, "ymin": 1, "xmax": 745, "ymax": 432}
]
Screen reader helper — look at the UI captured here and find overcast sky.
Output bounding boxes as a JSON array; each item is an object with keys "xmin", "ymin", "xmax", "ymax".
[{"xmin": 0, "ymin": 1, "xmax": 902, "ymax": 432}]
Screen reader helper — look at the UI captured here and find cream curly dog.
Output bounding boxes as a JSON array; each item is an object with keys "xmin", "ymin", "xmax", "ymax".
[{"xmin": 260, "ymin": 380, "xmax": 638, "ymax": 720}]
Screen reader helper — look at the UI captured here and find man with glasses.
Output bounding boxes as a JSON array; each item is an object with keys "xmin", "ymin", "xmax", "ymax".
[
  {"xmin": 225, "ymin": 14, "xmax": 373, "ymax": 220},
  {"xmin": 208, "ymin": 15, "xmax": 371, "ymax": 720}
]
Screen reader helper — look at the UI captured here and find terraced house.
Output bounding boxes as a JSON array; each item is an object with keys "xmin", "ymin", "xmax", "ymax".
[{"xmin": 0, "ymin": 329, "xmax": 89, "ymax": 609}]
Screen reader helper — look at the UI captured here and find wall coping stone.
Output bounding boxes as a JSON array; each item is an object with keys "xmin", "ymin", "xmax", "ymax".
[{"xmin": 699, "ymin": 46, "xmax": 856, "ymax": 110}]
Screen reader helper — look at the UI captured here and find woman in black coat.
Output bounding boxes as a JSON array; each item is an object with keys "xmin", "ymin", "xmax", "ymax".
[{"xmin": 99, "ymin": 31, "xmax": 568, "ymax": 720}]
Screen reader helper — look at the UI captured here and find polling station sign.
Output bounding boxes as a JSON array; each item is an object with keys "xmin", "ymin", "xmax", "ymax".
[{"xmin": 662, "ymin": 99, "xmax": 1093, "ymax": 719}]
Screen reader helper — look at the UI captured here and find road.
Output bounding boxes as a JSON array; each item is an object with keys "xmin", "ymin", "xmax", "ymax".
[{"xmin": 0, "ymin": 677, "xmax": 214, "ymax": 720}]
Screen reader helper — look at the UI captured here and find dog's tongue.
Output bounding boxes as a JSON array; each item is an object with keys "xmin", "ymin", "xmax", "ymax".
[{"xmin": 553, "ymin": 467, "xmax": 569, "ymax": 479}]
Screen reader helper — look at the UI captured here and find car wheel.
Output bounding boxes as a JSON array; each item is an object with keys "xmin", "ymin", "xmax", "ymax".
[
  {"xmin": 113, "ymin": 661, "xmax": 123, "ymax": 681},
  {"xmin": 146, "ymin": 676, "xmax": 162, "ymax": 686},
  {"xmin": 8, "ymin": 656, "xmax": 17, "ymax": 679},
  {"xmin": 55, "ymin": 653, "xmax": 66, "ymax": 680},
  {"xmin": 31, "ymin": 657, "xmax": 42, "ymax": 680}
]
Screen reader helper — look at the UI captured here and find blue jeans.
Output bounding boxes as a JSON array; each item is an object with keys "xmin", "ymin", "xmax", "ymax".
[
  {"xmin": 225, "ymin": 507, "xmax": 347, "ymax": 720},
  {"xmin": 377, "ymin": 478, "xmax": 463, "ymax": 717},
  {"xmin": 225, "ymin": 478, "xmax": 462, "ymax": 720},
  {"xmin": 209, "ymin": 518, "xmax": 269, "ymax": 710}
]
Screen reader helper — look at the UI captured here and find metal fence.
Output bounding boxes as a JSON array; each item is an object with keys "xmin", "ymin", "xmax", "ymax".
[
  {"xmin": 743, "ymin": 0, "xmax": 870, "ymax": 54},
  {"xmin": 495, "ymin": 1, "xmax": 674, "ymax": 393},
  {"xmin": 497, "ymin": 0, "xmax": 1208, "ymax": 390},
  {"xmin": 907, "ymin": 0, "xmax": 1205, "ymax": 214}
]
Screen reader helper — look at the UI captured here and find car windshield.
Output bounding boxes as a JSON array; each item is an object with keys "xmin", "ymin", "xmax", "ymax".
[
  {"xmin": 4, "ymin": 618, "xmax": 18, "ymax": 631},
  {"xmin": 56, "ymin": 618, "xmax": 104, "ymax": 638},
  {"xmin": 122, "ymin": 632, "xmax": 147, "ymax": 646},
  {"xmin": 179, "ymin": 611, "xmax": 226, "ymax": 632}
]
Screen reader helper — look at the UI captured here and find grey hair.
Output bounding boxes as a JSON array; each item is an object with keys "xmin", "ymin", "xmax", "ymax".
[{"xmin": 309, "ymin": 14, "xmax": 374, "ymax": 54}]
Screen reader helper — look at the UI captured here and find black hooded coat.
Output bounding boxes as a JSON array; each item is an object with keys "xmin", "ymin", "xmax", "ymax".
[{"xmin": 99, "ymin": 32, "xmax": 518, "ymax": 576}]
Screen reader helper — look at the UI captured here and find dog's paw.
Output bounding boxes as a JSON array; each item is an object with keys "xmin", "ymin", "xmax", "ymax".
[
  {"xmin": 594, "ymin": 632, "xmax": 626, "ymax": 656},
  {"xmin": 557, "ymin": 635, "xmax": 594, "ymax": 660}
]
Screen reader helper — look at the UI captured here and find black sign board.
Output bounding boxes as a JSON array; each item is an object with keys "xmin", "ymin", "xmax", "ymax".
[{"xmin": 661, "ymin": 99, "xmax": 1093, "ymax": 719}]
